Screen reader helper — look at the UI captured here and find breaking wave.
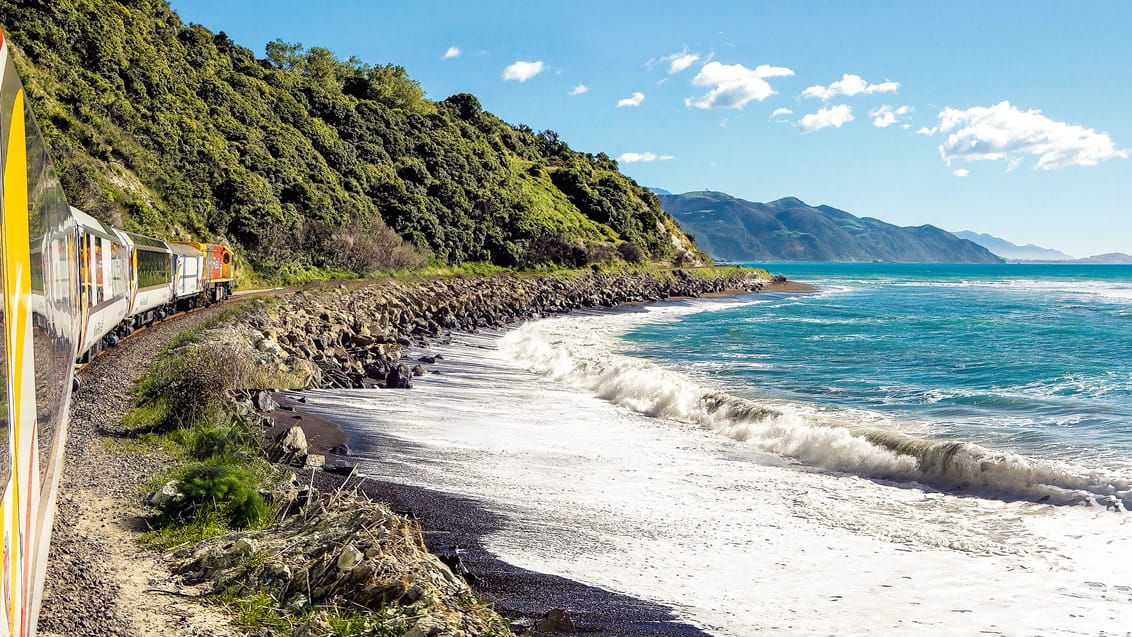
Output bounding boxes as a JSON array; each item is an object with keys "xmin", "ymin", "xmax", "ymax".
[{"xmin": 499, "ymin": 317, "xmax": 1132, "ymax": 510}]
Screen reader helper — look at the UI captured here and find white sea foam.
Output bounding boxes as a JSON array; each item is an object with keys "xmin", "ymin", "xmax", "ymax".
[
  {"xmin": 892, "ymin": 277, "xmax": 1132, "ymax": 303},
  {"xmin": 499, "ymin": 305, "xmax": 1132, "ymax": 509}
]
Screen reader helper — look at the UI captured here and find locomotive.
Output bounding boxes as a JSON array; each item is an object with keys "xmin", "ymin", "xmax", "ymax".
[{"xmin": 0, "ymin": 31, "xmax": 234, "ymax": 635}]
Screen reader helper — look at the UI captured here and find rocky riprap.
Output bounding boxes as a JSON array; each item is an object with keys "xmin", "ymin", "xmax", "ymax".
[
  {"xmin": 171, "ymin": 483, "xmax": 511, "ymax": 637},
  {"xmin": 237, "ymin": 269, "xmax": 765, "ymax": 390}
]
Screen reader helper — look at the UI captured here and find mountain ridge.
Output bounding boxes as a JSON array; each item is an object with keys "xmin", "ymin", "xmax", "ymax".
[
  {"xmin": 953, "ymin": 231, "xmax": 1073, "ymax": 261},
  {"xmin": 660, "ymin": 191, "xmax": 1003, "ymax": 264}
]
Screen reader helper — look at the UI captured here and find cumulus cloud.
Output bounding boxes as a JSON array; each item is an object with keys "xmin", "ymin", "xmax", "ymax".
[
  {"xmin": 686, "ymin": 61, "xmax": 794, "ymax": 110},
  {"xmin": 617, "ymin": 91, "xmax": 645, "ymax": 107},
  {"xmin": 802, "ymin": 74, "xmax": 900, "ymax": 100},
  {"xmin": 799, "ymin": 104, "xmax": 854, "ymax": 132},
  {"xmin": 953, "ymin": 168, "xmax": 970, "ymax": 177},
  {"xmin": 502, "ymin": 60, "xmax": 545, "ymax": 82},
  {"xmin": 870, "ymin": 104, "xmax": 912, "ymax": 128},
  {"xmin": 569, "ymin": 84, "xmax": 590, "ymax": 96},
  {"xmin": 618, "ymin": 152, "xmax": 674, "ymax": 163},
  {"xmin": 926, "ymin": 101, "xmax": 1129, "ymax": 170},
  {"xmin": 443, "ymin": 46, "xmax": 461, "ymax": 60}
]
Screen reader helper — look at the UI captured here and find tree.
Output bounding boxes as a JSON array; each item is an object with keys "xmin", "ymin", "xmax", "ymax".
[{"xmin": 265, "ymin": 38, "xmax": 305, "ymax": 71}]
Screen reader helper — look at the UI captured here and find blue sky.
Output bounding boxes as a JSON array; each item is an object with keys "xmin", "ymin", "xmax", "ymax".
[{"xmin": 168, "ymin": 0, "xmax": 1132, "ymax": 257}]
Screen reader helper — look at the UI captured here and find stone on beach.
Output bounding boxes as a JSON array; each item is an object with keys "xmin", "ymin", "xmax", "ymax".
[{"xmin": 270, "ymin": 425, "xmax": 309, "ymax": 466}]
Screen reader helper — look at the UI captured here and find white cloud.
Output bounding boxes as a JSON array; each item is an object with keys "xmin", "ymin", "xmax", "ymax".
[
  {"xmin": 686, "ymin": 61, "xmax": 795, "ymax": 110},
  {"xmin": 669, "ymin": 52, "xmax": 700, "ymax": 74},
  {"xmin": 953, "ymin": 168, "xmax": 970, "ymax": 177},
  {"xmin": 443, "ymin": 46, "xmax": 461, "ymax": 60},
  {"xmin": 618, "ymin": 152, "xmax": 674, "ymax": 163},
  {"xmin": 802, "ymin": 74, "xmax": 900, "ymax": 100},
  {"xmin": 617, "ymin": 91, "xmax": 645, "ymax": 107},
  {"xmin": 870, "ymin": 104, "xmax": 912, "ymax": 128},
  {"xmin": 502, "ymin": 60, "xmax": 544, "ymax": 82},
  {"xmin": 651, "ymin": 49, "xmax": 703, "ymax": 74},
  {"xmin": 916, "ymin": 126, "xmax": 937, "ymax": 135},
  {"xmin": 770, "ymin": 107, "xmax": 794, "ymax": 121},
  {"xmin": 930, "ymin": 101, "xmax": 1129, "ymax": 170},
  {"xmin": 569, "ymin": 84, "xmax": 589, "ymax": 96},
  {"xmin": 799, "ymin": 104, "xmax": 854, "ymax": 132}
]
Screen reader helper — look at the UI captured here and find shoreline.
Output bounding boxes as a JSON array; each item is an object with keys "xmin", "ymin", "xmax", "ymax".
[{"xmin": 237, "ymin": 269, "xmax": 810, "ymax": 633}]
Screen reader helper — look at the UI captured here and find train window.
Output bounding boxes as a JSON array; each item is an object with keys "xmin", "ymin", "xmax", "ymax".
[
  {"xmin": 110, "ymin": 242, "xmax": 127, "ymax": 297},
  {"xmin": 137, "ymin": 249, "xmax": 171, "ymax": 288},
  {"xmin": 223, "ymin": 252, "xmax": 230, "ymax": 264},
  {"xmin": 87, "ymin": 235, "xmax": 98, "ymax": 307}
]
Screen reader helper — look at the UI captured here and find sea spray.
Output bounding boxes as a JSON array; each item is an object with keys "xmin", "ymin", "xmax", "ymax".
[{"xmin": 499, "ymin": 309, "xmax": 1132, "ymax": 509}]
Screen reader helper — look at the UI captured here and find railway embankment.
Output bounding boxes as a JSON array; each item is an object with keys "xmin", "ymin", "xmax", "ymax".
[{"xmin": 232, "ymin": 268, "xmax": 770, "ymax": 393}]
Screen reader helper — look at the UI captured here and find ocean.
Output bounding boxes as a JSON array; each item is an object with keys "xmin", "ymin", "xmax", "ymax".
[{"xmin": 288, "ymin": 264, "xmax": 1132, "ymax": 636}]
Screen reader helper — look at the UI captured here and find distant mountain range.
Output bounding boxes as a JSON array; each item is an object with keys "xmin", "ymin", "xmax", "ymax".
[
  {"xmin": 953, "ymin": 231, "xmax": 1073, "ymax": 261},
  {"xmin": 658, "ymin": 191, "xmax": 1002, "ymax": 263},
  {"xmin": 1049, "ymin": 253, "xmax": 1132, "ymax": 264}
]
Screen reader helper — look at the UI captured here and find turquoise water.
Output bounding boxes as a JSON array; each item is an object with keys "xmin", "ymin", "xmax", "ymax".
[{"xmin": 621, "ymin": 263, "xmax": 1132, "ymax": 471}]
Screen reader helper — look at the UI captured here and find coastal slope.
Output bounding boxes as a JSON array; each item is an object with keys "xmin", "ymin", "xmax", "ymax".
[
  {"xmin": 661, "ymin": 191, "xmax": 1003, "ymax": 263},
  {"xmin": 0, "ymin": 0, "xmax": 702, "ymax": 273}
]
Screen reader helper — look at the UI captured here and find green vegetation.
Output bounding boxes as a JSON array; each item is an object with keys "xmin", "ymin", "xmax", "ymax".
[
  {"xmin": 661, "ymin": 191, "xmax": 1004, "ymax": 263},
  {"xmin": 0, "ymin": 0, "xmax": 705, "ymax": 279},
  {"xmin": 118, "ymin": 303, "xmax": 295, "ymax": 546}
]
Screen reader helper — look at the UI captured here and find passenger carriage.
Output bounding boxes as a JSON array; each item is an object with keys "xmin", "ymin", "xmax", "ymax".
[{"xmin": 69, "ymin": 206, "xmax": 130, "ymax": 363}]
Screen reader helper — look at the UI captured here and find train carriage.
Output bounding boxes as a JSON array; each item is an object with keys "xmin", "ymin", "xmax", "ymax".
[
  {"xmin": 69, "ymin": 207, "xmax": 130, "ymax": 362},
  {"xmin": 175, "ymin": 242, "xmax": 233, "ymax": 303},
  {"xmin": 1, "ymin": 30, "xmax": 82, "ymax": 637},
  {"xmin": 169, "ymin": 242, "xmax": 203, "ymax": 309},
  {"xmin": 121, "ymin": 231, "xmax": 173, "ymax": 328}
]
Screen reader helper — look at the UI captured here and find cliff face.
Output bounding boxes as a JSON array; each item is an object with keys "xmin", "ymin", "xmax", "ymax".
[
  {"xmin": 0, "ymin": 0, "xmax": 702, "ymax": 275},
  {"xmin": 662, "ymin": 191, "xmax": 1003, "ymax": 264}
]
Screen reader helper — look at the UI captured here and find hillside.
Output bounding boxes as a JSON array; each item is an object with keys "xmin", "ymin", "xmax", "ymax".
[
  {"xmin": 661, "ymin": 191, "xmax": 1003, "ymax": 263},
  {"xmin": 953, "ymin": 231, "xmax": 1072, "ymax": 261},
  {"xmin": 0, "ymin": 0, "xmax": 701, "ymax": 277}
]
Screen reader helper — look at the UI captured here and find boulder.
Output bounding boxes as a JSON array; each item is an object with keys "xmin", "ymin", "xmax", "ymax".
[
  {"xmin": 148, "ymin": 479, "xmax": 183, "ymax": 508},
  {"xmin": 253, "ymin": 390, "xmax": 279, "ymax": 413},
  {"xmin": 270, "ymin": 426, "xmax": 309, "ymax": 466},
  {"xmin": 384, "ymin": 366, "xmax": 412, "ymax": 389},
  {"xmin": 336, "ymin": 544, "xmax": 364, "ymax": 572}
]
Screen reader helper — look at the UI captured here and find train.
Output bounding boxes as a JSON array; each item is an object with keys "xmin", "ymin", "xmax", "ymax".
[
  {"xmin": 70, "ymin": 206, "xmax": 235, "ymax": 364},
  {"xmin": 1, "ymin": 31, "xmax": 234, "ymax": 635}
]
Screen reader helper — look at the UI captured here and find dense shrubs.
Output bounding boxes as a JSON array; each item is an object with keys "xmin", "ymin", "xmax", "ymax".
[{"xmin": 160, "ymin": 461, "xmax": 268, "ymax": 529}]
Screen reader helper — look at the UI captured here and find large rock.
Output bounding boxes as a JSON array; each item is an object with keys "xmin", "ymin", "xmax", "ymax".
[
  {"xmin": 148, "ymin": 479, "xmax": 183, "ymax": 508},
  {"xmin": 270, "ymin": 426, "xmax": 309, "ymax": 466}
]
